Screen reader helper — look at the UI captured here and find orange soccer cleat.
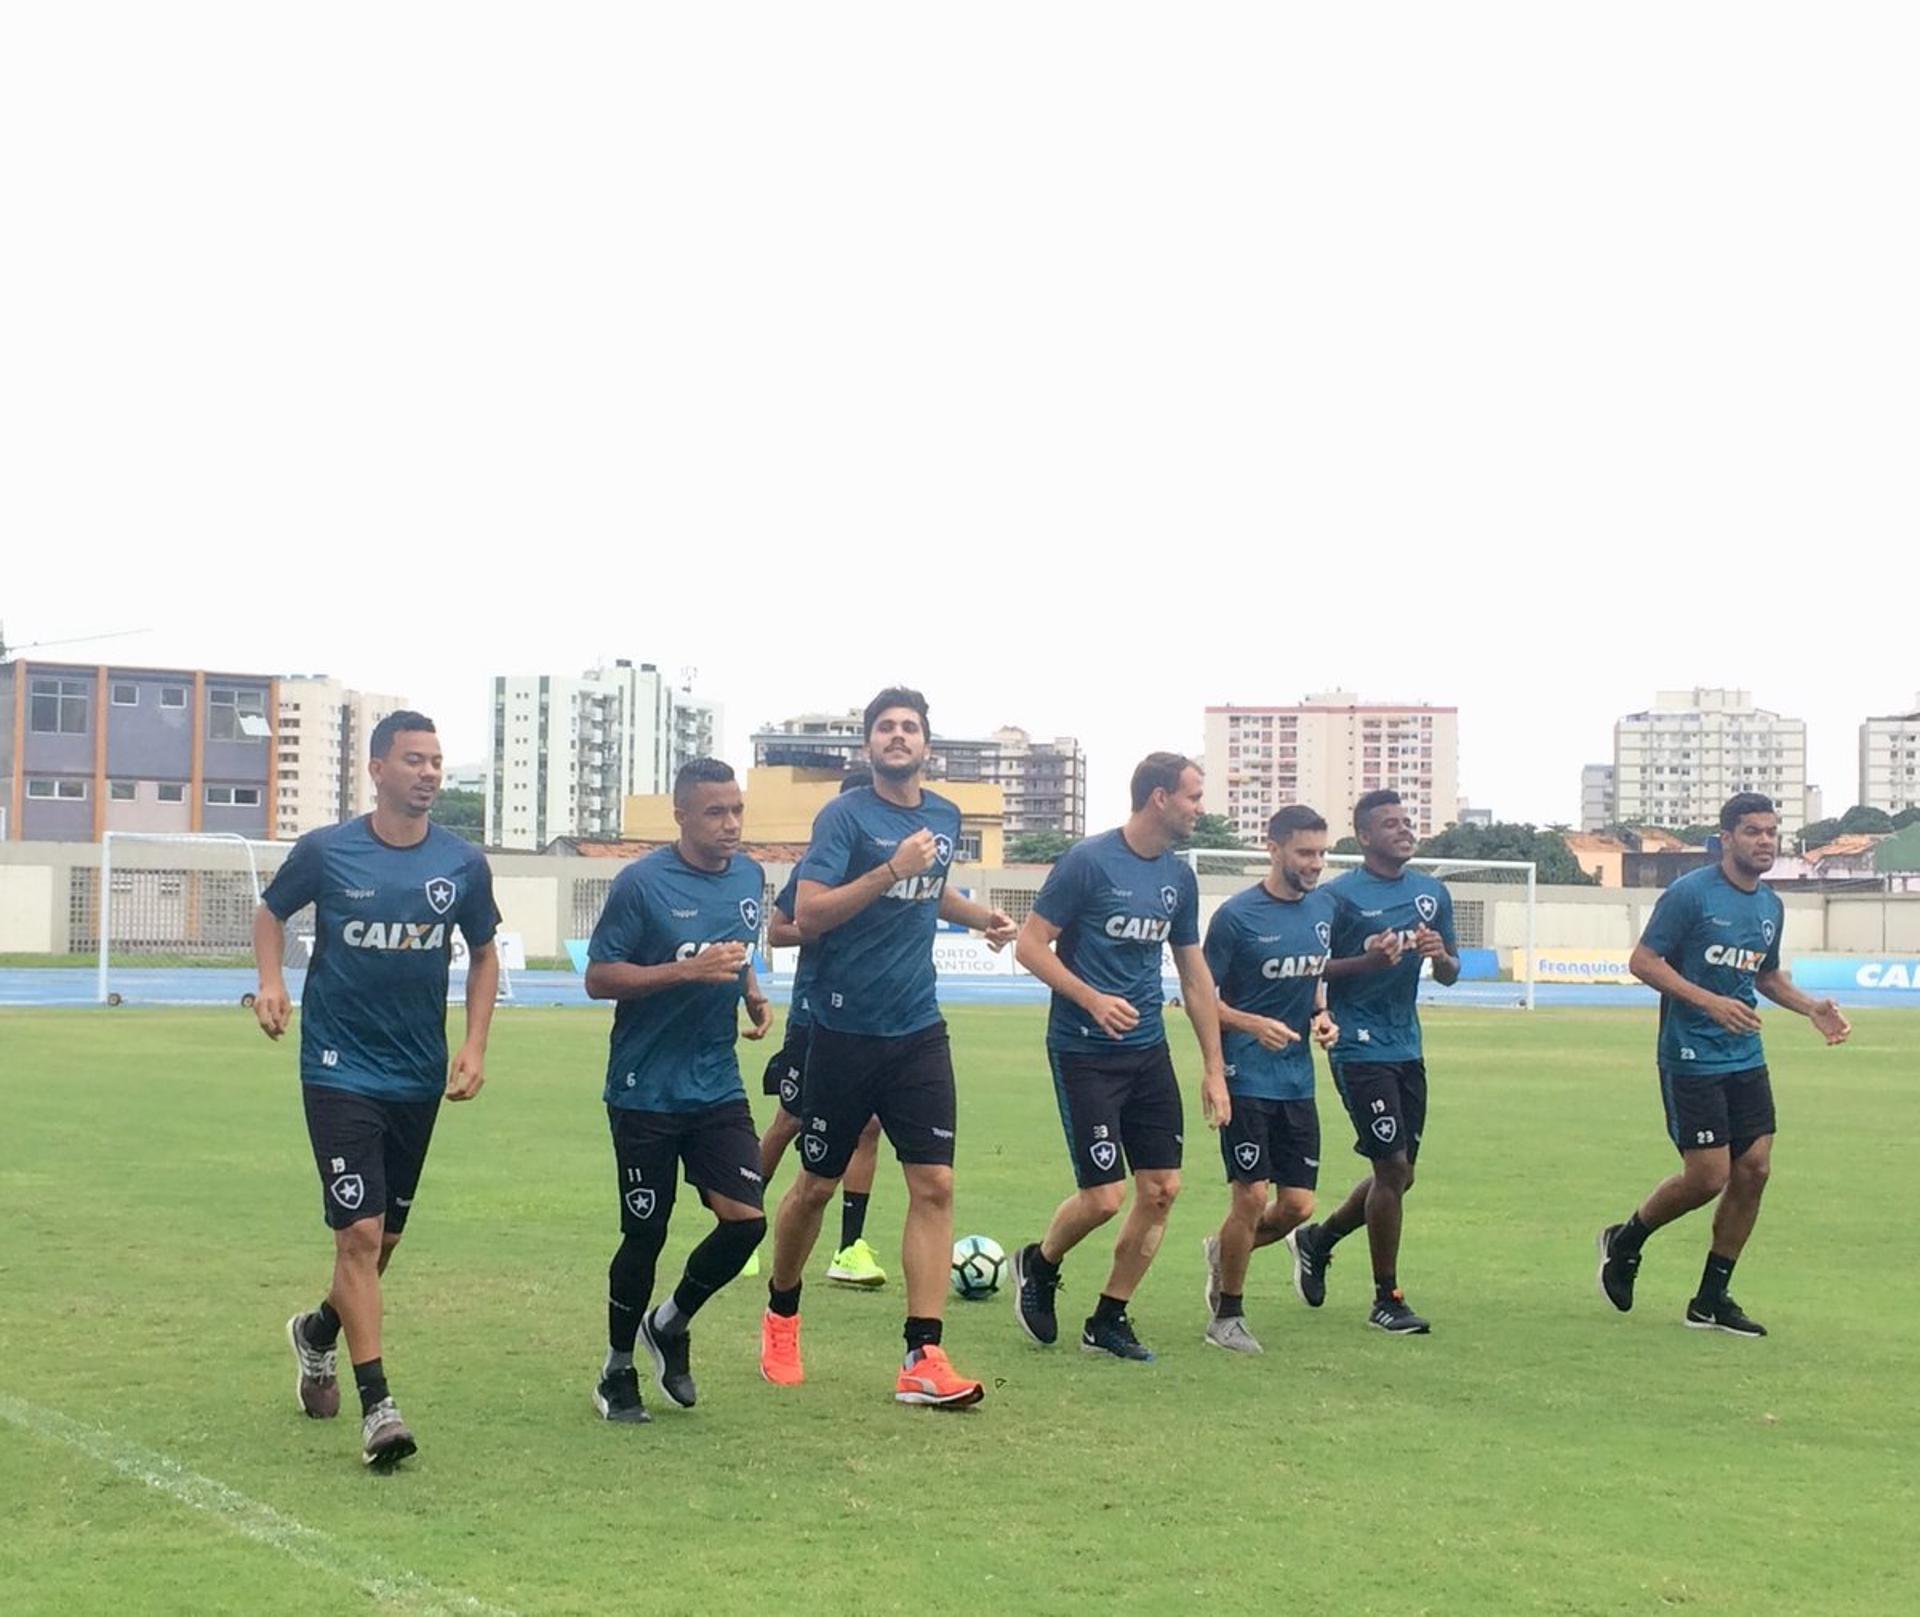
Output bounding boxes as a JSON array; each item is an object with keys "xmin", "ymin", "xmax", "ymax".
[
  {"xmin": 894, "ymin": 1344, "xmax": 984, "ymax": 1409},
  {"xmin": 759, "ymin": 1310, "xmax": 804, "ymax": 1385}
]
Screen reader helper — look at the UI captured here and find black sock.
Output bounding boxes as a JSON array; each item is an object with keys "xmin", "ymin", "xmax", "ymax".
[
  {"xmin": 1375, "ymin": 1274, "xmax": 1398, "ymax": 1301},
  {"xmin": 768, "ymin": 1280, "xmax": 802, "ymax": 1318},
  {"xmin": 608, "ymin": 1228, "xmax": 664, "ymax": 1353},
  {"xmin": 1613, "ymin": 1212, "xmax": 1653, "ymax": 1257},
  {"xmin": 1092, "ymin": 1292, "xmax": 1128, "ymax": 1325},
  {"xmin": 1321, "ymin": 1218, "xmax": 1355, "ymax": 1249},
  {"xmin": 1217, "ymin": 1292, "xmax": 1244, "ymax": 1319},
  {"xmin": 839, "ymin": 1192, "xmax": 871, "ymax": 1251},
  {"xmin": 306, "ymin": 1301, "xmax": 342, "ymax": 1348},
  {"xmin": 352, "ymin": 1358, "xmax": 388, "ymax": 1415},
  {"xmin": 669, "ymin": 1217, "xmax": 767, "ymax": 1325},
  {"xmin": 1025, "ymin": 1243, "xmax": 1061, "ymax": 1282},
  {"xmin": 1698, "ymin": 1252, "xmax": 1735, "ymax": 1304},
  {"xmin": 904, "ymin": 1316, "xmax": 942, "ymax": 1355}
]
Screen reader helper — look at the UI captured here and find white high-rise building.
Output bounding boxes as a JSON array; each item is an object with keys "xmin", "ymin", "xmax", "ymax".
[
  {"xmin": 1612, "ymin": 688, "xmax": 1808, "ymax": 834},
  {"xmin": 1860, "ymin": 695, "xmax": 1920, "ymax": 815},
  {"xmin": 1580, "ymin": 763, "xmax": 1616, "ymax": 832},
  {"xmin": 275, "ymin": 677, "xmax": 409, "ymax": 839},
  {"xmin": 485, "ymin": 661, "xmax": 720, "ymax": 849},
  {"xmin": 1202, "ymin": 692, "xmax": 1461, "ymax": 842}
]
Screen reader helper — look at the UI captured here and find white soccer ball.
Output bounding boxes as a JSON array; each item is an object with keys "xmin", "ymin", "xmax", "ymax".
[{"xmin": 950, "ymin": 1234, "xmax": 1007, "ymax": 1300}]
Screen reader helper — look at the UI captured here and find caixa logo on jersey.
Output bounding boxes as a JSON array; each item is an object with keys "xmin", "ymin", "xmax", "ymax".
[
  {"xmin": 1414, "ymin": 893, "xmax": 1438, "ymax": 925},
  {"xmin": 425, "ymin": 876, "xmax": 457, "ymax": 916},
  {"xmin": 740, "ymin": 897, "xmax": 761, "ymax": 931}
]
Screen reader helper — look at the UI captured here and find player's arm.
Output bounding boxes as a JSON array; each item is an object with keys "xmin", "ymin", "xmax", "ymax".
[
  {"xmin": 767, "ymin": 911, "xmax": 804, "ymax": 949},
  {"xmin": 1413, "ymin": 923, "xmax": 1460, "ymax": 985},
  {"xmin": 585, "ymin": 945, "xmax": 749, "ymax": 1000},
  {"xmin": 793, "ymin": 828, "xmax": 938, "ymax": 938},
  {"xmin": 1755, "ymin": 967, "xmax": 1851, "ymax": 1045},
  {"xmin": 939, "ymin": 885, "xmax": 1018, "ymax": 950},
  {"xmin": 1214, "ymin": 994, "xmax": 1298, "ymax": 1047},
  {"xmin": 447, "ymin": 940, "xmax": 499, "ymax": 1101},
  {"xmin": 251, "ymin": 903, "xmax": 293, "ymax": 1041},
  {"xmin": 1322, "ymin": 930, "xmax": 1404, "ymax": 978},
  {"xmin": 1171, "ymin": 942, "xmax": 1230, "ymax": 1128},
  {"xmin": 1014, "ymin": 911, "xmax": 1139, "ymax": 1039},
  {"xmin": 741, "ymin": 960, "xmax": 774, "ymax": 1040},
  {"xmin": 1627, "ymin": 943, "xmax": 1762, "ymax": 1034}
]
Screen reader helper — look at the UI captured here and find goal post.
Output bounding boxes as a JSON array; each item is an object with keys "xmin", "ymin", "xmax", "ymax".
[{"xmin": 1182, "ymin": 847, "xmax": 1538, "ymax": 1009}]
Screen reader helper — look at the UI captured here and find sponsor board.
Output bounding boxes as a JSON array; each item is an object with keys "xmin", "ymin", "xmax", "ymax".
[
  {"xmin": 1508, "ymin": 947, "xmax": 1638, "ymax": 985},
  {"xmin": 1788, "ymin": 955, "xmax": 1920, "ymax": 993}
]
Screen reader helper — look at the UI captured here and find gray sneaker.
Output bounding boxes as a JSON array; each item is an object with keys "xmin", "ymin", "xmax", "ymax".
[
  {"xmin": 1200, "ymin": 1235, "xmax": 1222, "ymax": 1319},
  {"xmin": 1204, "ymin": 1315, "xmax": 1264, "ymax": 1355},
  {"xmin": 360, "ymin": 1398, "xmax": 417, "ymax": 1470},
  {"xmin": 285, "ymin": 1313, "xmax": 339, "ymax": 1420}
]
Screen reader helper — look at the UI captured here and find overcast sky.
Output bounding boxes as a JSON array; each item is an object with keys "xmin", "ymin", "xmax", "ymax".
[{"xmin": 5, "ymin": 5, "xmax": 1914, "ymax": 827}]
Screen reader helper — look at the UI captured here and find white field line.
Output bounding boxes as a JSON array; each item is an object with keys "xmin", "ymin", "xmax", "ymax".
[{"xmin": 0, "ymin": 1393, "xmax": 519, "ymax": 1617}]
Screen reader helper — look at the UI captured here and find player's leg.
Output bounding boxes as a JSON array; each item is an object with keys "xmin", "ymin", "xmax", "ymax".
[
  {"xmin": 1255, "ymin": 1102, "xmax": 1318, "ymax": 1252},
  {"xmin": 640, "ymin": 1102, "xmax": 768, "ymax": 1408},
  {"xmin": 1014, "ymin": 1050, "xmax": 1128, "ymax": 1348},
  {"xmin": 828, "ymin": 1116, "xmax": 888, "ymax": 1287},
  {"xmin": 597, "ymin": 1109, "xmax": 680, "ymax": 1423},
  {"xmin": 1598, "ymin": 1071, "xmax": 1733, "ymax": 1313},
  {"xmin": 883, "ymin": 1025, "xmax": 981, "ymax": 1406},
  {"xmin": 1686, "ymin": 1069, "xmax": 1778, "ymax": 1336},
  {"xmin": 1207, "ymin": 1173, "xmax": 1271, "ymax": 1355},
  {"xmin": 758, "ymin": 1032, "xmax": 809, "ymax": 1184},
  {"xmin": 1084, "ymin": 1047, "xmax": 1183, "ymax": 1361}
]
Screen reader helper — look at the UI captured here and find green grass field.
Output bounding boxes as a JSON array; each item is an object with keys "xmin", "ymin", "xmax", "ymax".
[{"xmin": 2, "ymin": 1005, "xmax": 1915, "ymax": 1616}]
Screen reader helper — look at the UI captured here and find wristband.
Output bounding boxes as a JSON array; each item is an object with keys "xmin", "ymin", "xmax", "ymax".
[{"xmin": 885, "ymin": 858, "xmax": 900, "ymax": 881}]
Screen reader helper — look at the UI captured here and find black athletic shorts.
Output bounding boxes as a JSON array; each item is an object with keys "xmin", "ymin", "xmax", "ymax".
[
  {"xmin": 302, "ymin": 1084, "xmax": 441, "ymax": 1234},
  {"xmin": 608, "ymin": 1099, "xmax": 766, "ymax": 1233},
  {"xmin": 1330, "ymin": 1059, "xmax": 1426, "ymax": 1164},
  {"xmin": 797, "ymin": 1021, "xmax": 955, "ymax": 1179},
  {"xmin": 1219, "ymin": 1095, "xmax": 1321, "ymax": 1189},
  {"xmin": 1660, "ymin": 1065, "xmax": 1775, "ymax": 1157},
  {"xmin": 1048, "ymin": 1042, "xmax": 1185, "ymax": 1189},
  {"xmin": 761, "ymin": 1021, "xmax": 811, "ymax": 1118}
]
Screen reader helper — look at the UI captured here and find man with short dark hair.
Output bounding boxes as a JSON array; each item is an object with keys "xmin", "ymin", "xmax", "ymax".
[
  {"xmin": 256, "ymin": 710, "xmax": 500, "ymax": 1469},
  {"xmin": 1009, "ymin": 752, "xmax": 1228, "ymax": 1362},
  {"xmin": 1198, "ymin": 804, "xmax": 1340, "ymax": 1353},
  {"xmin": 1596, "ymin": 792, "xmax": 1850, "ymax": 1336},
  {"xmin": 583, "ymin": 758, "xmax": 773, "ymax": 1422},
  {"xmin": 1288, "ymin": 789, "xmax": 1457, "ymax": 1335},
  {"xmin": 760, "ymin": 687, "xmax": 1015, "ymax": 1406}
]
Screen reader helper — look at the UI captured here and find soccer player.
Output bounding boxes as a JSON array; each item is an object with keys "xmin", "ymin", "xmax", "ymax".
[
  {"xmin": 1288, "ymin": 789, "xmax": 1457, "ymax": 1336},
  {"xmin": 1198, "ymin": 805, "xmax": 1341, "ymax": 1353},
  {"xmin": 758, "ymin": 686, "xmax": 1015, "ymax": 1406},
  {"xmin": 1009, "ymin": 752, "xmax": 1228, "ymax": 1363},
  {"xmin": 758, "ymin": 769, "xmax": 889, "ymax": 1288},
  {"xmin": 255, "ymin": 710, "xmax": 500, "ymax": 1470},
  {"xmin": 584, "ymin": 759, "xmax": 773, "ymax": 1422},
  {"xmin": 1596, "ymin": 792, "xmax": 1850, "ymax": 1336}
]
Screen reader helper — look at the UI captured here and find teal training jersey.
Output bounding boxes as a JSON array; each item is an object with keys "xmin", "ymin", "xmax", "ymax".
[
  {"xmin": 1323, "ymin": 866, "xmax": 1456, "ymax": 1064},
  {"xmin": 1203, "ymin": 882, "xmax": 1336, "ymax": 1101},
  {"xmin": 1639, "ymin": 862, "xmax": 1783, "ymax": 1076}
]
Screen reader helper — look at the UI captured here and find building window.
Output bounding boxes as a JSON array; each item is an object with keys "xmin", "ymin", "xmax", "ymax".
[
  {"xmin": 205, "ymin": 785, "xmax": 262, "ymax": 807},
  {"xmin": 30, "ymin": 678, "xmax": 89, "ymax": 734},
  {"xmin": 157, "ymin": 783, "xmax": 186, "ymax": 803},
  {"xmin": 160, "ymin": 686, "xmax": 187, "ymax": 709},
  {"xmin": 109, "ymin": 780, "xmax": 137, "ymax": 802},
  {"xmin": 955, "ymin": 832, "xmax": 983, "ymax": 862},
  {"xmin": 209, "ymin": 687, "xmax": 269, "ymax": 741},
  {"xmin": 112, "ymin": 682, "xmax": 140, "ymax": 706},
  {"xmin": 28, "ymin": 778, "xmax": 88, "ymax": 800}
]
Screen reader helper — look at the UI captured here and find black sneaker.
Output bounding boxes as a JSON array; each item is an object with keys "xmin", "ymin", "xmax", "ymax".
[
  {"xmin": 1367, "ymin": 1290, "xmax": 1431, "ymax": 1335},
  {"xmin": 593, "ymin": 1366, "xmax": 651, "ymax": 1423},
  {"xmin": 1080, "ymin": 1311, "xmax": 1156, "ymax": 1362},
  {"xmin": 1011, "ymin": 1243, "xmax": 1060, "ymax": 1347},
  {"xmin": 1596, "ymin": 1224, "xmax": 1641, "ymax": 1313},
  {"xmin": 640, "ymin": 1307, "xmax": 696, "ymax": 1409},
  {"xmin": 1685, "ymin": 1295, "xmax": 1767, "ymax": 1338},
  {"xmin": 1286, "ymin": 1224, "xmax": 1330, "ymax": 1309}
]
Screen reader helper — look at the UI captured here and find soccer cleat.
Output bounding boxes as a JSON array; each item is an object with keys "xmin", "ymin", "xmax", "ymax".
[
  {"xmin": 1201, "ymin": 1235, "xmax": 1223, "ymax": 1319},
  {"xmin": 285, "ymin": 1313, "xmax": 339, "ymax": 1420},
  {"xmin": 894, "ymin": 1344, "xmax": 984, "ymax": 1408},
  {"xmin": 1286, "ymin": 1223, "xmax": 1330, "ymax": 1309},
  {"xmin": 759, "ymin": 1310, "xmax": 804, "ymax": 1385},
  {"xmin": 1011, "ymin": 1243, "xmax": 1060, "ymax": 1347},
  {"xmin": 1685, "ymin": 1295, "xmax": 1767, "ymax": 1338},
  {"xmin": 1204, "ymin": 1314, "xmax": 1264, "ymax": 1355},
  {"xmin": 1596, "ymin": 1224, "xmax": 1640, "ymax": 1313},
  {"xmin": 1367, "ymin": 1290, "xmax": 1431, "ymax": 1335},
  {"xmin": 826, "ymin": 1238, "xmax": 888, "ymax": 1288},
  {"xmin": 640, "ymin": 1307, "xmax": 696, "ymax": 1409},
  {"xmin": 1081, "ymin": 1311, "xmax": 1156, "ymax": 1362},
  {"xmin": 592, "ymin": 1366, "xmax": 651, "ymax": 1423},
  {"xmin": 360, "ymin": 1398, "xmax": 417, "ymax": 1469}
]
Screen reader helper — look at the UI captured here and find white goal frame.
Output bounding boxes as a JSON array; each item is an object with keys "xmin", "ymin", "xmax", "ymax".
[{"xmin": 1183, "ymin": 848, "xmax": 1537, "ymax": 1009}]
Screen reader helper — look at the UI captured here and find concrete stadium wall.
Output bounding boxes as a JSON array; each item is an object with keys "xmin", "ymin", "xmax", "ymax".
[{"xmin": 3, "ymin": 839, "xmax": 1917, "ymax": 962}]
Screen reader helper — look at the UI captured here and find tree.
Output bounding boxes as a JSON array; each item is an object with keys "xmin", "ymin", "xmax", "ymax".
[
  {"xmin": 1332, "ymin": 835, "xmax": 1360, "ymax": 856},
  {"xmin": 1796, "ymin": 816, "xmax": 1842, "ymax": 853},
  {"xmin": 1004, "ymin": 830, "xmax": 1078, "ymax": 865},
  {"xmin": 1181, "ymin": 813, "xmax": 1253, "ymax": 850},
  {"xmin": 1414, "ymin": 821, "xmax": 1598, "ymax": 886},
  {"xmin": 1894, "ymin": 806, "xmax": 1920, "ymax": 831},
  {"xmin": 435, "ymin": 787, "xmax": 485, "ymax": 844},
  {"xmin": 1837, "ymin": 804, "xmax": 1895, "ymax": 835}
]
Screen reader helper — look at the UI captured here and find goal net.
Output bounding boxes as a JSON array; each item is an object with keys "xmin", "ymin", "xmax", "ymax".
[
  {"xmin": 92, "ymin": 832, "xmax": 512, "ymax": 1006},
  {"xmin": 1181, "ymin": 848, "xmax": 1538, "ymax": 1009}
]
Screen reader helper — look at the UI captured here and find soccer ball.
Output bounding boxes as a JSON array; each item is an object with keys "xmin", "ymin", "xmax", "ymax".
[{"xmin": 950, "ymin": 1234, "xmax": 1006, "ymax": 1300}]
